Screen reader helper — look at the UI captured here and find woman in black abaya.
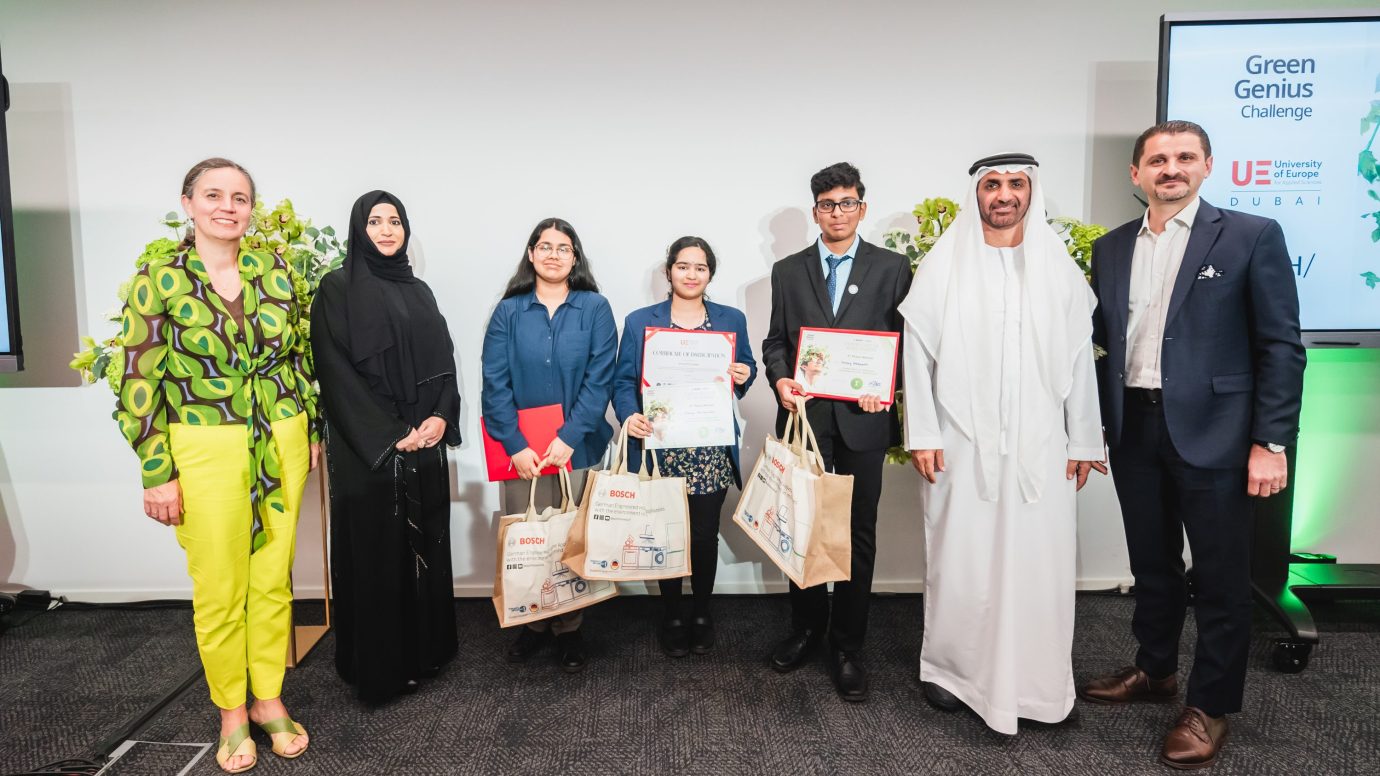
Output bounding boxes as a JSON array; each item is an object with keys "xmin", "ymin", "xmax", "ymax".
[{"xmin": 311, "ymin": 190, "xmax": 461, "ymax": 704}]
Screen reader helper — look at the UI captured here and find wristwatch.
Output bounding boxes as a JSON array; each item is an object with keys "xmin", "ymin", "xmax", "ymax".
[{"xmin": 1256, "ymin": 441, "xmax": 1286, "ymax": 454}]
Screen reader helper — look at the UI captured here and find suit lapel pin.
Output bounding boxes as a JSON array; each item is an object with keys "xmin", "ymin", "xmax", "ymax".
[
  {"xmin": 847, "ymin": 284, "xmax": 859, "ymax": 295},
  {"xmin": 1197, "ymin": 264, "xmax": 1223, "ymax": 280}
]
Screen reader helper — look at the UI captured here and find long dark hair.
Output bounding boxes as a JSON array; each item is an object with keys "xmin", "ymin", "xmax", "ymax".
[{"xmin": 501, "ymin": 217, "xmax": 600, "ymax": 299}]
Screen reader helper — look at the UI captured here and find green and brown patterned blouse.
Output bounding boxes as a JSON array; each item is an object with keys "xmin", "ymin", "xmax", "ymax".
[{"xmin": 116, "ymin": 247, "xmax": 319, "ymax": 543}]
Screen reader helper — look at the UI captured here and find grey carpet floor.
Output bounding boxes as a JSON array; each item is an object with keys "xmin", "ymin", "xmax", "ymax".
[{"xmin": 1, "ymin": 595, "xmax": 1377, "ymax": 776}]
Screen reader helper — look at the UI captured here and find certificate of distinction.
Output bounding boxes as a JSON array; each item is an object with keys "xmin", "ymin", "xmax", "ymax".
[
  {"xmin": 641, "ymin": 327, "xmax": 735, "ymax": 386},
  {"xmin": 793, "ymin": 327, "xmax": 899, "ymax": 404},
  {"xmin": 641, "ymin": 328, "xmax": 737, "ymax": 449}
]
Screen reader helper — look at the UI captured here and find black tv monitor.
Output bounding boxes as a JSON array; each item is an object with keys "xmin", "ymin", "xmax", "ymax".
[
  {"xmin": 1159, "ymin": 10, "xmax": 1380, "ymax": 348},
  {"xmin": 0, "ymin": 46, "xmax": 20, "ymax": 372}
]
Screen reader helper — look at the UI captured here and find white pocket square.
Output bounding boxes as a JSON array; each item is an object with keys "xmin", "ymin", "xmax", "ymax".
[{"xmin": 1197, "ymin": 265, "xmax": 1224, "ymax": 280}]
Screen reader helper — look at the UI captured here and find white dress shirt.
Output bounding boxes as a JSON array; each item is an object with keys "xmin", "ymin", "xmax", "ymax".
[{"xmin": 1125, "ymin": 196, "xmax": 1201, "ymax": 389}]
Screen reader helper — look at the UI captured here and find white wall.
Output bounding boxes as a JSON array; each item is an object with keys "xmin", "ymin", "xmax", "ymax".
[{"xmin": 1, "ymin": 0, "xmax": 1375, "ymax": 601}]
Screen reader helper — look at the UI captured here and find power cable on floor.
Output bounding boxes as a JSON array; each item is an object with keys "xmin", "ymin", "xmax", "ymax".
[
  {"xmin": 1, "ymin": 757, "xmax": 104, "ymax": 776},
  {"xmin": 54, "ymin": 599, "xmax": 193, "ymax": 611},
  {"xmin": 87, "ymin": 665, "xmax": 206, "ymax": 760}
]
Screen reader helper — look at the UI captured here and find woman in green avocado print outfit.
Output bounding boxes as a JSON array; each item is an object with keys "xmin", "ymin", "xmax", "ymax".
[{"xmin": 116, "ymin": 158, "xmax": 319, "ymax": 774}]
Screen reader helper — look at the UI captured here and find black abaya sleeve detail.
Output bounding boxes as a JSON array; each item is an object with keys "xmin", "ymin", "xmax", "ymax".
[
  {"xmin": 430, "ymin": 376, "xmax": 463, "ymax": 447},
  {"xmin": 311, "ymin": 276, "xmax": 413, "ymax": 470}
]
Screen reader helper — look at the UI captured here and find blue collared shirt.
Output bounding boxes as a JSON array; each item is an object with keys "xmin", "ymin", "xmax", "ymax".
[
  {"xmin": 480, "ymin": 288, "xmax": 617, "ymax": 470},
  {"xmin": 816, "ymin": 234, "xmax": 860, "ymax": 314}
]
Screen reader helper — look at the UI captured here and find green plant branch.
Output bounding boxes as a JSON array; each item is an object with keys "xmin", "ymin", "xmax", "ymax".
[{"xmin": 70, "ymin": 199, "xmax": 347, "ymax": 391}]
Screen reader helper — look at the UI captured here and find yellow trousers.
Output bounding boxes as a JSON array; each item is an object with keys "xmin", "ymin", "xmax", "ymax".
[{"xmin": 170, "ymin": 413, "xmax": 309, "ymax": 709}]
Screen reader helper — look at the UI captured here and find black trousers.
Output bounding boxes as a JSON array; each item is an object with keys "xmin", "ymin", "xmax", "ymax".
[
  {"xmin": 1110, "ymin": 389, "xmax": 1253, "ymax": 716},
  {"xmin": 658, "ymin": 489, "xmax": 729, "ymax": 615},
  {"xmin": 787, "ymin": 410, "xmax": 885, "ymax": 654}
]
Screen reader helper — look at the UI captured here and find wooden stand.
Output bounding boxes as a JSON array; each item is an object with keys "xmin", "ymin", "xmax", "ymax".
[{"xmin": 286, "ymin": 471, "xmax": 331, "ymax": 668}]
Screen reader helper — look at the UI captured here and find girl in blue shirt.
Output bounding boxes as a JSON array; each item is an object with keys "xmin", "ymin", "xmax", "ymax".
[
  {"xmin": 613, "ymin": 236, "xmax": 756, "ymax": 658},
  {"xmin": 481, "ymin": 217, "xmax": 617, "ymax": 673}
]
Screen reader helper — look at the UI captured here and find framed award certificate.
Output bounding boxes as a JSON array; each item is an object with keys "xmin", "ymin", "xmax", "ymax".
[
  {"xmin": 793, "ymin": 327, "xmax": 900, "ymax": 404},
  {"xmin": 640, "ymin": 327, "xmax": 737, "ymax": 449},
  {"xmin": 641, "ymin": 327, "xmax": 735, "ymax": 387}
]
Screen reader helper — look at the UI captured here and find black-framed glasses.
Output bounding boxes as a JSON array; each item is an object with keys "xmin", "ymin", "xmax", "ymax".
[{"xmin": 814, "ymin": 198, "xmax": 863, "ymax": 214}]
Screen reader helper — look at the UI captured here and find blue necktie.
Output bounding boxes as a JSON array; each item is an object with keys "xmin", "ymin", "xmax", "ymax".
[{"xmin": 826, "ymin": 255, "xmax": 845, "ymax": 313}]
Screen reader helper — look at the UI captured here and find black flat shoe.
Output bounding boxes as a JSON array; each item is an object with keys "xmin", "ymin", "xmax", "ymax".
[
  {"xmin": 689, "ymin": 615, "xmax": 715, "ymax": 655},
  {"xmin": 659, "ymin": 618, "xmax": 690, "ymax": 658},
  {"xmin": 506, "ymin": 626, "xmax": 551, "ymax": 663},
  {"xmin": 557, "ymin": 630, "xmax": 587, "ymax": 673},
  {"xmin": 922, "ymin": 681, "xmax": 964, "ymax": 712},
  {"xmin": 769, "ymin": 629, "xmax": 820, "ymax": 673},
  {"xmin": 831, "ymin": 650, "xmax": 868, "ymax": 702}
]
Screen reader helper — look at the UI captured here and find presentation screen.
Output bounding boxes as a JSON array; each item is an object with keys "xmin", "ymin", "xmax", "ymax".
[
  {"xmin": 1160, "ymin": 11, "xmax": 1380, "ymax": 347},
  {"xmin": 0, "ymin": 46, "xmax": 20, "ymax": 372}
]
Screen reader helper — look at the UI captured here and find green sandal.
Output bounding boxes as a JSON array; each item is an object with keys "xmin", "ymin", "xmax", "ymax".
[
  {"xmin": 215, "ymin": 723, "xmax": 257, "ymax": 774},
  {"xmin": 255, "ymin": 716, "xmax": 309, "ymax": 759}
]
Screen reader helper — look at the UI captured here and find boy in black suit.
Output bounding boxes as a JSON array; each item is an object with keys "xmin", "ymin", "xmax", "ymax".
[{"xmin": 760, "ymin": 162, "xmax": 911, "ymax": 701}]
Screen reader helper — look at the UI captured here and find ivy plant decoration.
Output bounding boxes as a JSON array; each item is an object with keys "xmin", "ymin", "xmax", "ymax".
[{"xmin": 70, "ymin": 199, "xmax": 345, "ymax": 391}]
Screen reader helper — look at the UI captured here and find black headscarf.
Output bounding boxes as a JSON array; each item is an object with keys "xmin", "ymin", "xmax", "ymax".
[{"xmin": 340, "ymin": 190, "xmax": 454, "ymax": 408}]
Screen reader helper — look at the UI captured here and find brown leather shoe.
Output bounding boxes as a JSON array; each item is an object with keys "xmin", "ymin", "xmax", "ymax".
[
  {"xmin": 1160, "ymin": 707, "xmax": 1228, "ymax": 770},
  {"xmin": 1078, "ymin": 666, "xmax": 1178, "ymax": 704}
]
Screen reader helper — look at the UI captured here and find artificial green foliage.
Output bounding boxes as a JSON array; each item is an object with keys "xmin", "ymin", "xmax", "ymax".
[
  {"xmin": 70, "ymin": 199, "xmax": 346, "ymax": 392},
  {"xmin": 1049, "ymin": 217, "xmax": 1108, "ymax": 279},
  {"xmin": 882, "ymin": 197, "xmax": 960, "ymax": 270}
]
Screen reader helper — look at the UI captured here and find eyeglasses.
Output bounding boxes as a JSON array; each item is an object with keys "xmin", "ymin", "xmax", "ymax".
[
  {"xmin": 533, "ymin": 243, "xmax": 575, "ymax": 259},
  {"xmin": 814, "ymin": 198, "xmax": 863, "ymax": 214}
]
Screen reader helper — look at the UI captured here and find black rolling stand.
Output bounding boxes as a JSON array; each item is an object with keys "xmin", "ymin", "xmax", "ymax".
[{"xmin": 1251, "ymin": 446, "xmax": 1380, "ymax": 673}]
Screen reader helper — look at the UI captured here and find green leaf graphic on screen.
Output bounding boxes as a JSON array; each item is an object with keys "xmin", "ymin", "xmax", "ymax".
[
  {"xmin": 1362, "ymin": 76, "xmax": 1380, "ymax": 282},
  {"xmin": 1360, "ymin": 150, "xmax": 1378, "ymax": 184}
]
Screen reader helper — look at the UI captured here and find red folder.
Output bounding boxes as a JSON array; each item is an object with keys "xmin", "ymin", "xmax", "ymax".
[{"xmin": 480, "ymin": 404, "xmax": 572, "ymax": 482}]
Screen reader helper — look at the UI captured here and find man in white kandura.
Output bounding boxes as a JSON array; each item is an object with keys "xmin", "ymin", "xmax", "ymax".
[{"xmin": 899, "ymin": 153, "xmax": 1106, "ymax": 734}]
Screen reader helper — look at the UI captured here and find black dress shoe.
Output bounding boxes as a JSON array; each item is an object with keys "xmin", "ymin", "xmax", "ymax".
[
  {"xmin": 831, "ymin": 650, "xmax": 868, "ymax": 702},
  {"xmin": 557, "ymin": 630, "xmax": 587, "ymax": 673},
  {"xmin": 659, "ymin": 618, "xmax": 690, "ymax": 658},
  {"xmin": 922, "ymin": 681, "xmax": 963, "ymax": 712},
  {"xmin": 689, "ymin": 615, "xmax": 715, "ymax": 655},
  {"xmin": 401, "ymin": 679, "xmax": 420, "ymax": 695},
  {"xmin": 769, "ymin": 629, "xmax": 820, "ymax": 673},
  {"xmin": 506, "ymin": 626, "xmax": 551, "ymax": 663}
]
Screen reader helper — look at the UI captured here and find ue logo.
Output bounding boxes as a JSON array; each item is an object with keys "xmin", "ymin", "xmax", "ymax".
[{"xmin": 1231, "ymin": 160, "xmax": 1272, "ymax": 187}]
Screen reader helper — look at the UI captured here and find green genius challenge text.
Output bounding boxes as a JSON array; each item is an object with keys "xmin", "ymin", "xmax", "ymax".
[{"xmin": 1235, "ymin": 54, "xmax": 1315, "ymax": 121}]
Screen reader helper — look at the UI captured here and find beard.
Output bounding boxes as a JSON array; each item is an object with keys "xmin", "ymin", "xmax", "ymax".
[
  {"xmin": 980, "ymin": 202, "xmax": 1026, "ymax": 229},
  {"xmin": 1154, "ymin": 175, "xmax": 1191, "ymax": 202},
  {"xmin": 1156, "ymin": 185, "xmax": 1190, "ymax": 202}
]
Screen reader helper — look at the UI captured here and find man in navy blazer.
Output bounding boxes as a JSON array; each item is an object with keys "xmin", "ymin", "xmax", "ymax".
[
  {"xmin": 1081, "ymin": 121, "xmax": 1305, "ymax": 769},
  {"xmin": 760, "ymin": 162, "xmax": 911, "ymax": 701}
]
